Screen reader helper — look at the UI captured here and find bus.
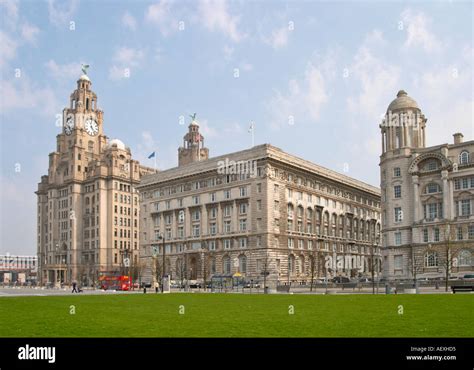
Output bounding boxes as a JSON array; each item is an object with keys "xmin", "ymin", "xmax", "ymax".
[{"xmin": 99, "ymin": 275, "xmax": 131, "ymax": 291}]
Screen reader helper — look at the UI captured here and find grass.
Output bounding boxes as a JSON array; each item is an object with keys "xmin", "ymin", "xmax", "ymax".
[{"xmin": 0, "ymin": 293, "xmax": 472, "ymax": 337}]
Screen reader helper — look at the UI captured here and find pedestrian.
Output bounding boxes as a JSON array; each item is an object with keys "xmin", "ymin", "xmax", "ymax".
[
  {"xmin": 72, "ymin": 280, "xmax": 78, "ymax": 293},
  {"xmin": 154, "ymin": 281, "xmax": 159, "ymax": 293}
]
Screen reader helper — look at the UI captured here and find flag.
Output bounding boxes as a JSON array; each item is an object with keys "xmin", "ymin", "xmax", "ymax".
[{"xmin": 148, "ymin": 151, "xmax": 156, "ymax": 159}]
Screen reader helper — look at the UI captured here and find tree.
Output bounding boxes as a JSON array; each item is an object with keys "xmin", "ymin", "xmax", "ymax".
[
  {"xmin": 151, "ymin": 256, "xmax": 162, "ymax": 288},
  {"xmin": 408, "ymin": 245, "xmax": 423, "ymax": 288},
  {"xmin": 175, "ymin": 258, "xmax": 186, "ymax": 290},
  {"xmin": 309, "ymin": 249, "xmax": 321, "ymax": 292},
  {"xmin": 259, "ymin": 253, "xmax": 271, "ymax": 293},
  {"xmin": 441, "ymin": 222, "xmax": 456, "ymax": 292}
]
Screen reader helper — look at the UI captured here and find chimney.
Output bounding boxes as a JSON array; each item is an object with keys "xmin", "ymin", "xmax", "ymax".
[{"xmin": 453, "ymin": 133, "xmax": 464, "ymax": 144}]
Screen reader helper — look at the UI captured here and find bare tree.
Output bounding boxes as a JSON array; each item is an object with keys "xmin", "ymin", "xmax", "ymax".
[
  {"xmin": 151, "ymin": 256, "xmax": 162, "ymax": 288},
  {"xmin": 441, "ymin": 222, "xmax": 456, "ymax": 292},
  {"xmin": 309, "ymin": 249, "xmax": 321, "ymax": 292},
  {"xmin": 175, "ymin": 258, "xmax": 186, "ymax": 290},
  {"xmin": 408, "ymin": 245, "xmax": 423, "ymax": 288},
  {"xmin": 259, "ymin": 254, "xmax": 271, "ymax": 293}
]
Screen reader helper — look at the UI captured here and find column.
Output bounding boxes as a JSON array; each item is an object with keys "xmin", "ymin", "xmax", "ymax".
[
  {"xmin": 441, "ymin": 170, "xmax": 449, "ymax": 219},
  {"xmin": 412, "ymin": 175, "xmax": 420, "ymax": 222}
]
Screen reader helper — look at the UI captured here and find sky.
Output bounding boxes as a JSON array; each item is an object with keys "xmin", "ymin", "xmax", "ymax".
[{"xmin": 0, "ymin": 0, "xmax": 473, "ymax": 255}]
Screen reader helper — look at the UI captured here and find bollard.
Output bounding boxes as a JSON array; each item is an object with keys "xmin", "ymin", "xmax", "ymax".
[{"xmin": 143, "ymin": 287, "xmax": 147, "ymax": 294}]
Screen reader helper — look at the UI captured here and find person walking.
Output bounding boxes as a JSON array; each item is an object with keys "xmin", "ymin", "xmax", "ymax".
[{"xmin": 72, "ymin": 280, "xmax": 78, "ymax": 293}]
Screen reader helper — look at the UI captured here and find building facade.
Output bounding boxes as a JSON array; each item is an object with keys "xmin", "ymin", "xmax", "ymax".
[
  {"xmin": 380, "ymin": 90, "xmax": 474, "ymax": 280},
  {"xmin": 138, "ymin": 120, "xmax": 382, "ymax": 287},
  {"xmin": 0, "ymin": 253, "xmax": 38, "ymax": 284},
  {"xmin": 36, "ymin": 73, "xmax": 155, "ymax": 286}
]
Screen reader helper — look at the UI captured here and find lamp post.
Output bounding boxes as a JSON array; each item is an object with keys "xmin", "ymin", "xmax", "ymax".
[{"xmin": 158, "ymin": 233, "xmax": 166, "ymax": 293}]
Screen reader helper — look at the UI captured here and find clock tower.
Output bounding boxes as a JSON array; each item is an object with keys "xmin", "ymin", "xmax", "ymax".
[{"xmin": 36, "ymin": 71, "xmax": 156, "ymax": 287}]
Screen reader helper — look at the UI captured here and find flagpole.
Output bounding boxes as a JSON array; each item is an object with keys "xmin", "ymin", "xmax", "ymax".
[
  {"xmin": 154, "ymin": 153, "xmax": 157, "ymax": 172},
  {"xmin": 250, "ymin": 121, "xmax": 255, "ymax": 148}
]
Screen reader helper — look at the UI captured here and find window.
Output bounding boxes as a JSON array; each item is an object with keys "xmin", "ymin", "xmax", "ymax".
[
  {"xmin": 209, "ymin": 241, "xmax": 216, "ymax": 251},
  {"xmin": 394, "ymin": 185, "xmax": 401, "ymax": 199},
  {"xmin": 424, "ymin": 252, "xmax": 438, "ymax": 267},
  {"xmin": 192, "ymin": 210, "xmax": 200, "ymax": 221},
  {"xmin": 288, "ymin": 238, "xmax": 294, "ymax": 249},
  {"xmin": 458, "ymin": 250, "xmax": 472, "ymax": 266},
  {"xmin": 394, "ymin": 255, "xmax": 403, "ymax": 270},
  {"xmin": 224, "ymin": 240, "xmax": 231, "ymax": 250},
  {"xmin": 393, "ymin": 167, "xmax": 401, "ymax": 177},
  {"xmin": 210, "ymin": 223, "xmax": 217, "ymax": 235},
  {"xmin": 210, "ymin": 207, "xmax": 217, "ymax": 219},
  {"xmin": 257, "ymin": 200, "xmax": 262, "ymax": 211},
  {"xmin": 239, "ymin": 219, "xmax": 247, "ymax": 231},
  {"xmin": 192, "ymin": 225, "xmax": 200, "ymax": 237},
  {"xmin": 457, "ymin": 227, "xmax": 463, "ymax": 240},
  {"xmin": 434, "ymin": 228, "xmax": 440, "ymax": 242},
  {"xmin": 424, "ymin": 203, "xmax": 442, "ymax": 220},
  {"xmin": 469, "ymin": 225, "xmax": 474, "ymax": 239},
  {"xmin": 425, "ymin": 183, "xmax": 440, "ymax": 194},
  {"xmin": 192, "ymin": 195, "xmax": 200, "ymax": 205},
  {"xmin": 239, "ymin": 187, "xmax": 247, "ymax": 197},
  {"xmin": 224, "ymin": 205, "xmax": 232, "ymax": 217},
  {"xmin": 394, "ymin": 207, "xmax": 402, "ymax": 222},
  {"xmin": 224, "ymin": 189, "xmax": 231, "ymax": 199},
  {"xmin": 459, "ymin": 151, "xmax": 470, "ymax": 165},
  {"xmin": 223, "ymin": 256, "xmax": 231, "ymax": 273},
  {"xmin": 210, "ymin": 193, "xmax": 216, "ymax": 202},
  {"xmin": 395, "ymin": 232, "xmax": 402, "ymax": 246},
  {"xmin": 239, "ymin": 203, "xmax": 247, "ymax": 214},
  {"xmin": 239, "ymin": 238, "xmax": 247, "ymax": 248},
  {"xmin": 460, "ymin": 199, "xmax": 471, "ymax": 216},
  {"xmin": 257, "ymin": 183, "xmax": 262, "ymax": 193},
  {"xmin": 423, "ymin": 229, "xmax": 429, "ymax": 243},
  {"xmin": 425, "ymin": 161, "xmax": 438, "ymax": 171},
  {"xmin": 224, "ymin": 221, "xmax": 231, "ymax": 233},
  {"xmin": 239, "ymin": 255, "xmax": 247, "ymax": 272}
]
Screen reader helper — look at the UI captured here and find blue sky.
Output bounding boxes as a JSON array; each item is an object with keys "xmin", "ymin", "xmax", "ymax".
[{"xmin": 1, "ymin": 0, "xmax": 473, "ymax": 255}]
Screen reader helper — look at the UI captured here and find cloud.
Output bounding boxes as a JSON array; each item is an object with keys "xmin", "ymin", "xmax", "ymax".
[
  {"xmin": 198, "ymin": 0, "xmax": 244, "ymax": 42},
  {"xmin": 0, "ymin": 0, "xmax": 19, "ymax": 29},
  {"xmin": 145, "ymin": 0, "xmax": 178, "ymax": 36},
  {"xmin": 47, "ymin": 0, "xmax": 79, "ymax": 26},
  {"xmin": 265, "ymin": 60, "xmax": 330, "ymax": 129},
  {"xmin": 223, "ymin": 45, "xmax": 234, "ymax": 61},
  {"xmin": 401, "ymin": 9, "xmax": 442, "ymax": 52},
  {"xmin": 0, "ymin": 30, "xmax": 17, "ymax": 68},
  {"xmin": 109, "ymin": 47, "xmax": 146, "ymax": 80},
  {"xmin": 0, "ymin": 77, "xmax": 59, "ymax": 116},
  {"xmin": 21, "ymin": 23, "xmax": 40, "ymax": 44},
  {"xmin": 122, "ymin": 11, "xmax": 137, "ymax": 31},
  {"xmin": 262, "ymin": 26, "xmax": 290, "ymax": 49},
  {"xmin": 45, "ymin": 60, "xmax": 82, "ymax": 81},
  {"xmin": 347, "ymin": 31, "xmax": 400, "ymax": 120}
]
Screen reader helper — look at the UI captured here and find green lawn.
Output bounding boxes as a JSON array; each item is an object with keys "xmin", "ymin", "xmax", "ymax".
[{"xmin": 0, "ymin": 293, "xmax": 472, "ymax": 337}]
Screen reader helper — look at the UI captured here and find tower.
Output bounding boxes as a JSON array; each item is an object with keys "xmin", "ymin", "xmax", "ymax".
[
  {"xmin": 380, "ymin": 90, "xmax": 427, "ymax": 278},
  {"xmin": 178, "ymin": 116, "xmax": 209, "ymax": 166},
  {"xmin": 36, "ymin": 70, "xmax": 155, "ymax": 286}
]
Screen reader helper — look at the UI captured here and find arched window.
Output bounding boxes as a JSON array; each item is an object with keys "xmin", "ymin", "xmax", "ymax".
[
  {"xmin": 297, "ymin": 206, "xmax": 304, "ymax": 218},
  {"xmin": 458, "ymin": 250, "xmax": 472, "ymax": 266},
  {"xmin": 459, "ymin": 151, "xmax": 470, "ymax": 165},
  {"xmin": 299, "ymin": 255, "xmax": 305, "ymax": 274},
  {"xmin": 238, "ymin": 255, "xmax": 247, "ymax": 273},
  {"xmin": 223, "ymin": 256, "xmax": 231, "ymax": 274},
  {"xmin": 287, "ymin": 203, "xmax": 294, "ymax": 218},
  {"xmin": 424, "ymin": 251, "xmax": 438, "ymax": 267}
]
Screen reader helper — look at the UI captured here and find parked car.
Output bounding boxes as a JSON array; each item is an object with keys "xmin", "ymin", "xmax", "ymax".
[
  {"xmin": 462, "ymin": 274, "xmax": 474, "ymax": 280},
  {"xmin": 332, "ymin": 276, "xmax": 350, "ymax": 283},
  {"xmin": 244, "ymin": 282, "xmax": 260, "ymax": 288},
  {"xmin": 359, "ymin": 278, "xmax": 372, "ymax": 283}
]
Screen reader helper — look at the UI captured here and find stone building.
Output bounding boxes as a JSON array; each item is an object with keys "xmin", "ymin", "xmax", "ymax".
[
  {"xmin": 380, "ymin": 90, "xmax": 474, "ymax": 280},
  {"xmin": 138, "ymin": 119, "xmax": 382, "ymax": 287},
  {"xmin": 36, "ymin": 73, "xmax": 155, "ymax": 286}
]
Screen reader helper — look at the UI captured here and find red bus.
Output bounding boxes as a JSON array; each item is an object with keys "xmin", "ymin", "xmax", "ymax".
[{"xmin": 99, "ymin": 275, "xmax": 131, "ymax": 291}]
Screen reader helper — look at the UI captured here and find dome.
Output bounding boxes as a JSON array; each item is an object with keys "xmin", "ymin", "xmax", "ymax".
[
  {"xmin": 107, "ymin": 139, "xmax": 126, "ymax": 150},
  {"xmin": 79, "ymin": 74, "xmax": 90, "ymax": 81},
  {"xmin": 387, "ymin": 90, "xmax": 419, "ymax": 112}
]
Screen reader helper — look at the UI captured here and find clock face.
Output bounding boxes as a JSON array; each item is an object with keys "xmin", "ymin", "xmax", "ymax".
[
  {"xmin": 64, "ymin": 116, "xmax": 74, "ymax": 135},
  {"xmin": 84, "ymin": 118, "xmax": 99, "ymax": 136}
]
